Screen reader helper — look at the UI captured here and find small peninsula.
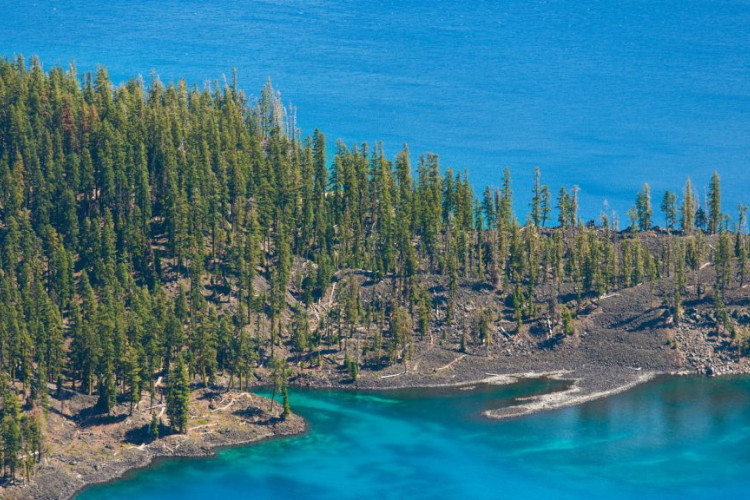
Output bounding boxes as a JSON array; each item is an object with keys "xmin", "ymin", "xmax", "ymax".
[{"xmin": 4, "ymin": 389, "xmax": 304, "ymax": 500}]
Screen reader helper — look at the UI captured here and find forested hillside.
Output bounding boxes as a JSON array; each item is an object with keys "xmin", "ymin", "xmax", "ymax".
[{"xmin": 0, "ymin": 56, "xmax": 748, "ymax": 481}]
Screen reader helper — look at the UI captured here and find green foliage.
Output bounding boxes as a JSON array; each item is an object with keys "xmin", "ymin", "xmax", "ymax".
[
  {"xmin": 561, "ymin": 306, "xmax": 575, "ymax": 336},
  {"xmin": 682, "ymin": 178, "xmax": 695, "ymax": 232},
  {"xmin": 635, "ymin": 183, "xmax": 652, "ymax": 231},
  {"xmin": 347, "ymin": 360, "xmax": 359, "ymax": 381},
  {"xmin": 150, "ymin": 412, "xmax": 159, "ymax": 442},
  {"xmin": 0, "ymin": 57, "xmax": 748, "ymax": 476},
  {"xmin": 167, "ymin": 355, "xmax": 190, "ymax": 433},
  {"xmin": 661, "ymin": 191, "xmax": 678, "ymax": 231},
  {"xmin": 709, "ymin": 171, "xmax": 722, "ymax": 234},
  {"xmin": 1, "ymin": 377, "xmax": 21, "ymax": 478}
]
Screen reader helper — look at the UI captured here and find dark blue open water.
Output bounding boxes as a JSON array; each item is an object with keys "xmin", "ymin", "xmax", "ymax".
[
  {"xmin": 2, "ymin": 0, "xmax": 749, "ymax": 219},
  {"xmin": 77, "ymin": 376, "xmax": 750, "ymax": 499}
]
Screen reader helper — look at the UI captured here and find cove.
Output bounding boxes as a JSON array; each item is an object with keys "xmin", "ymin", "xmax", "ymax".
[{"xmin": 77, "ymin": 376, "xmax": 750, "ymax": 499}]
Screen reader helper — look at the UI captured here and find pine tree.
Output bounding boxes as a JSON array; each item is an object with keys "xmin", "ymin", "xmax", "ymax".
[
  {"xmin": 167, "ymin": 355, "xmax": 190, "ymax": 433},
  {"xmin": 124, "ymin": 344, "xmax": 141, "ymax": 414},
  {"xmin": 540, "ymin": 185, "xmax": 551, "ymax": 227},
  {"xmin": 681, "ymin": 178, "xmax": 695, "ymax": 233},
  {"xmin": 715, "ymin": 231, "xmax": 733, "ymax": 291},
  {"xmin": 557, "ymin": 187, "xmax": 570, "ymax": 230},
  {"xmin": 1, "ymin": 377, "xmax": 21, "ymax": 478},
  {"xmin": 635, "ymin": 183, "xmax": 652, "ymax": 231},
  {"xmin": 661, "ymin": 191, "xmax": 678, "ymax": 231},
  {"xmin": 150, "ymin": 412, "xmax": 159, "ymax": 442},
  {"xmin": 737, "ymin": 204, "xmax": 748, "ymax": 287},
  {"xmin": 499, "ymin": 167, "xmax": 513, "ymax": 229},
  {"xmin": 708, "ymin": 171, "xmax": 721, "ymax": 234},
  {"xmin": 531, "ymin": 167, "xmax": 542, "ymax": 226},
  {"xmin": 561, "ymin": 306, "xmax": 575, "ymax": 336}
]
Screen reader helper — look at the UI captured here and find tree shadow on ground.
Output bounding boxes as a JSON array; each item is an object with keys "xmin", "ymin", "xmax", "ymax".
[
  {"xmin": 74, "ymin": 403, "xmax": 130, "ymax": 427},
  {"xmin": 470, "ymin": 281, "xmax": 494, "ymax": 292},
  {"xmin": 78, "ymin": 412, "xmax": 128, "ymax": 428},
  {"xmin": 233, "ymin": 407, "xmax": 283, "ymax": 426},
  {"xmin": 537, "ymin": 333, "xmax": 565, "ymax": 350},
  {"xmin": 47, "ymin": 405, "xmax": 76, "ymax": 421},
  {"xmin": 198, "ymin": 390, "xmax": 223, "ymax": 401},
  {"xmin": 232, "ymin": 407, "xmax": 264, "ymax": 419},
  {"xmin": 53, "ymin": 388, "xmax": 78, "ymax": 402},
  {"xmin": 124, "ymin": 422, "xmax": 173, "ymax": 445}
]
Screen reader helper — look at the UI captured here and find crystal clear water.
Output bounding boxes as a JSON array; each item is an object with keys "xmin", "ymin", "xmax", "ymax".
[
  {"xmin": 77, "ymin": 376, "xmax": 750, "ymax": 499},
  {"xmin": 2, "ymin": 0, "xmax": 750, "ymax": 219}
]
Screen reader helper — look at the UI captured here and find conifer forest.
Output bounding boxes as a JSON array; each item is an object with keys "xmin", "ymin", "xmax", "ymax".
[{"xmin": 0, "ymin": 56, "xmax": 748, "ymax": 480}]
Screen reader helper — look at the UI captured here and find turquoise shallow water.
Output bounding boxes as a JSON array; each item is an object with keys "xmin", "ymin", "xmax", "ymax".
[
  {"xmin": 78, "ymin": 376, "xmax": 750, "ymax": 500},
  {"xmin": 2, "ymin": 1, "xmax": 750, "ymax": 219}
]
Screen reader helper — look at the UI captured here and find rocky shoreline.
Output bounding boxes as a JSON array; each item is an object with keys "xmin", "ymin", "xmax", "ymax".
[
  {"xmin": 4, "ymin": 390, "xmax": 305, "ymax": 500},
  {"xmin": 298, "ymin": 360, "xmax": 749, "ymax": 423},
  {"xmin": 10, "ymin": 357, "xmax": 749, "ymax": 499},
  {"xmin": 8, "ymin": 264, "xmax": 750, "ymax": 499},
  {"xmin": 290, "ymin": 272, "xmax": 750, "ymax": 421}
]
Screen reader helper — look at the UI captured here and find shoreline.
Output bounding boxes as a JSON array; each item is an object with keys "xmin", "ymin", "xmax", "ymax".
[
  {"xmin": 4, "ymin": 390, "xmax": 306, "ymax": 500},
  {"xmin": 71, "ymin": 426, "xmax": 306, "ymax": 500},
  {"xmin": 294, "ymin": 360, "xmax": 750, "ymax": 421},
  {"xmin": 13, "ymin": 290, "xmax": 750, "ymax": 500},
  {"xmin": 482, "ymin": 371, "xmax": 658, "ymax": 419},
  {"xmin": 14, "ymin": 365, "xmax": 750, "ymax": 500},
  {"xmin": 66, "ymin": 369, "xmax": 650, "ymax": 499}
]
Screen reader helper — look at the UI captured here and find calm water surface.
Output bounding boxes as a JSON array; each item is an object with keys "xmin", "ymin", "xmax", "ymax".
[
  {"xmin": 78, "ymin": 376, "xmax": 750, "ymax": 499},
  {"xmin": 2, "ymin": 1, "xmax": 750, "ymax": 218}
]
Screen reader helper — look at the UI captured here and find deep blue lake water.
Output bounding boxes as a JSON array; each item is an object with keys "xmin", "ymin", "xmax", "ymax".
[
  {"xmin": 77, "ymin": 376, "xmax": 750, "ymax": 500},
  {"xmin": 2, "ymin": 0, "xmax": 750, "ymax": 220}
]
